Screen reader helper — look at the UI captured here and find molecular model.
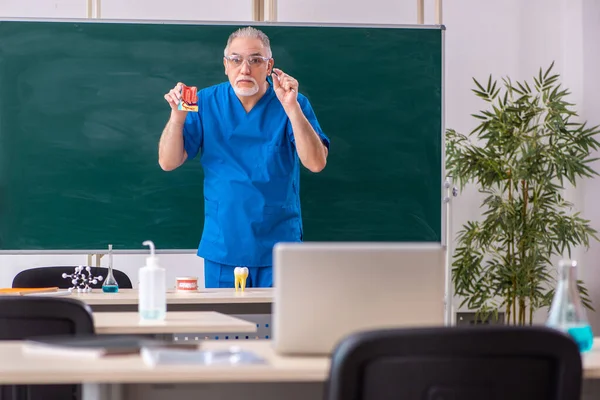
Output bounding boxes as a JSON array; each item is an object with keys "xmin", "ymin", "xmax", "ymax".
[{"xmin": 62, "ymin": 266, "xmax": 103, "ymax": 293}]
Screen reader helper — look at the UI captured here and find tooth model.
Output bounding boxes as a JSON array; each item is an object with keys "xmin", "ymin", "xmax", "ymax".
[{"xmin": 234, "ymin": 267, "xmax": 249, "ymax": 292}]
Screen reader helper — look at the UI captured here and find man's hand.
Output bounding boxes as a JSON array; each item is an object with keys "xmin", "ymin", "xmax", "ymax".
[
  {"xmin": 159, "ymin": 82, "xmax": 190, "ymax": 171},
  {"xmin": 164, "ymin": 82, "xmax": 188, "ymax": 124},
  {"xmin": 273, "ymin": 69, "xmax": 328, "ymax": 172},
  {"xmin": 272, "ymin": 68, "xmax": 298, "ymax": 110}
]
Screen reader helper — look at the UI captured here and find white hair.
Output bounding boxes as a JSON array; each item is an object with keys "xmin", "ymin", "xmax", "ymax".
[{"xmin": 224, "ymin": 26, "xmax": 272, "ymax": 58}]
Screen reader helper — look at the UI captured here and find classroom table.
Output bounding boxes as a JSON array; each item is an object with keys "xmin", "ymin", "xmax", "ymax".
[
  {"xmin": 2, "ymin": 339, "xmax": 600, "ymax": 400},
  {"xmin": 70, "ymin": 288, "xmax": 273, "ymax": 339},
  {"xmin": 93, "ymin": 311, "xmax": 257, "ymax": 336},
  {"xmin": 71, "ymin": 288, "xmax": 273, "ymax": 314}
]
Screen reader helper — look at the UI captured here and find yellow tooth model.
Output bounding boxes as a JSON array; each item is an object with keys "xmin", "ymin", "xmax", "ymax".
[{"xmin": 234, "ymin": 267, "xmax": 249, "ymax": 292}]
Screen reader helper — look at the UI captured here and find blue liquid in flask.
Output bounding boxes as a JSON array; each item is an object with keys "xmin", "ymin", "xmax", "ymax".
[
  {"xmin": 546, "ymin": 260, "xmax": 594, "ymax": 353},
  {"xmin": 102, "ymin": 244, "xmax": 119, "ymax": 293},
  {"xmin": 567, "ymin": 324, "xmax": 594, "ymax": 353},
  {"xmin": 102, "ymin": 285, "xmax": 119, "ymax": 293}
]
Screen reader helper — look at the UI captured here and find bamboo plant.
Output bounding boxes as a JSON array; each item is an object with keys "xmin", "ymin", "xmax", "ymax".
[{"xmin": 446, "ymin": 62, "xmax": 600, "ymax": 325}]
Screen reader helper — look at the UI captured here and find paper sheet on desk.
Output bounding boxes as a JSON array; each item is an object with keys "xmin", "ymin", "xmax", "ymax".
[
  {"xmin": 22, "ymin": 290, "xmax": 71, "ymax": 297},
  {"xmin": 141, "ymin": 346, "xmax": 266, "ymax": 367}
]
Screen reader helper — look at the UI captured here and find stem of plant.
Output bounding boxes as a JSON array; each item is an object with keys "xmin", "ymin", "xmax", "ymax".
[
  {"xmin": 529, "ymin": 304, "xmax": 534, "ymax": 326},
  {"xmin": 521, "ymin": 180, "xmax": 528, "ymax": 326},
  {"xmin": 508, "ymin": 171, "xmax": 517, "ymax": 325}
]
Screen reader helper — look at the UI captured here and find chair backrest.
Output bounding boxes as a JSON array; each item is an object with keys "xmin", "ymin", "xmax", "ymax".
[
  {"xmin": 12, "ymin": 266, "xmax": 133, "ymax": 289},
  {"xmin": 0, "ymin": 296, "xmax": 95, "ymax": 400},
  {"xmin": 0, "ymin": 296, "xmax": 95, "ymax": 339},
  {"xmin": 327, "ymin": 325, "xmax": 582, "ymax": 400}
]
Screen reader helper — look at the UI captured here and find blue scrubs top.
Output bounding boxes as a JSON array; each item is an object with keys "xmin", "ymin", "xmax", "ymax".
[{"xmin": 182, "ymin": 81, "xmax": 330, "ymax": 267}]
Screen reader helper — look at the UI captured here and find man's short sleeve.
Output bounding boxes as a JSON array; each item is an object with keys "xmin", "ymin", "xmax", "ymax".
[
  {"xmin": 287, "ymin": 95, "xmax": 330, "ymax": 150},
  {"xmin": 182, "ymin": 102, "xmax": 203, "ymax": 160}
]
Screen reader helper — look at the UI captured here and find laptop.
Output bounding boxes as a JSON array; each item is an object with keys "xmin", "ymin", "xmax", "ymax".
[{"xmin": 272, "ymin": 242, "xmax": 446, "ymax": 355}]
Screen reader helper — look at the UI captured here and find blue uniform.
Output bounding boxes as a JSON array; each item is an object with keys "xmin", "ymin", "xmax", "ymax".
[{"xmin": 182, "ymin": 81, "xmax": 330, "ymax": 288}]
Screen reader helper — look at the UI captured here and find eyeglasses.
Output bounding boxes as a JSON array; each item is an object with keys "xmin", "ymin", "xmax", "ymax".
[{"xmin": 224, "ymin": 55, "xmax": 271, "ymax": 68}]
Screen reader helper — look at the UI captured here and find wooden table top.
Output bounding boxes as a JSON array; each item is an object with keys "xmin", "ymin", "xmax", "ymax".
[
  {"xmin": 0, "ymin": 340, "xmax": 328, "ymax": 384},
  {"xmin": 1, "ymin": 338, "xmax": 599, "ymax": 385},
  {"xmin": 93, "ymin": 311, "xmax": 257, "ymax": 335},
  {"xmin": 69, "ymin": 288, "xmax": 273, "ymax": 305}
]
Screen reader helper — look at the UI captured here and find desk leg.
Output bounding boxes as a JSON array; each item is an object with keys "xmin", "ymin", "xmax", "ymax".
[{"xmin": 83, "ymin": 383, "xmax": 123, "ymax": 400}]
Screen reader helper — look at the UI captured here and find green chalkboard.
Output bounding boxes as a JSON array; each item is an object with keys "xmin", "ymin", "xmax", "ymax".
[{"xmin": 0, "ymin": 19, "xmax": 443, "ymax": 251}]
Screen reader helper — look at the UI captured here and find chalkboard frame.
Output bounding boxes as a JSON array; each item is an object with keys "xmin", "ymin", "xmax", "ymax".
[{"xmin": 0, "ymin": 17, "xmax": 446, "ymax": 254}]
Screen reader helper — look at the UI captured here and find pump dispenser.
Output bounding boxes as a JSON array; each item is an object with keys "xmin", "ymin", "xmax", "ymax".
[{"xmin": 138, "ymin": 240, "xmax": 166, "ymax": 321}]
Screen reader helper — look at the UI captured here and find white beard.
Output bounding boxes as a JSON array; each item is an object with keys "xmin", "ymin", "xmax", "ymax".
[
  {"xmin": 234, "ymin": 77, "xmax": 259, "ymax": 97},
  {"xmin": 234, "ymin": 85, "xmax": 259, "ymax": 97}
]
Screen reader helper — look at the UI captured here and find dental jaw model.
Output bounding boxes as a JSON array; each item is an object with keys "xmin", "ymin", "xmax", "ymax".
[{"xmin": 234, "ymin": 267, "xmax": 249, "ymax": 292}]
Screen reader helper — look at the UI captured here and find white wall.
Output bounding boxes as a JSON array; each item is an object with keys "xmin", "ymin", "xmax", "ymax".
[
  {"xmin": 277, "ymin": 0, "xmax": 418, "ymax": 23},
  {"xmin": 0, "ymin": 0, "xmax": 252, "ymax": 20},
  {"xmin": 1, "ymin": 0, "xmax": 86, "ymax": 18},
  {"xmin": 101, "ymin": 0, "xmax": 252, "ymax": 21},
  {"xmin": 2, "ymin": 0, "xmax": 600, "ymax": 331},
  {"xmin": 580, "ymin": 0, "xmax": 600, "ymax": 328}
]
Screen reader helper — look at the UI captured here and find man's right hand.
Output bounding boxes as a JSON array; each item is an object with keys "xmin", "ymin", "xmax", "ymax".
[{"xmin": 164, "ymin": 82, "xmax": 188, "ymax": 124}]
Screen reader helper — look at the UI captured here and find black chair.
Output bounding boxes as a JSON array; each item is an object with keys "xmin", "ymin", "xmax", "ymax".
[
  {"xmin": 327, "ymin": 325, "xmax": 582, "ymax": 400},
  {"xmin": 0, "ymin": 296, "xmax": 95, "ymax": 400},
  {"xmin": 12, "ymin": 266, "xmax": 132, "ymax": 289}
]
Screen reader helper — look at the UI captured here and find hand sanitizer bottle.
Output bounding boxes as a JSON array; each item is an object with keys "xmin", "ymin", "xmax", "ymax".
[{"xmin": 138, "ymin": 240, "xmax": 166, "ymax": 321}]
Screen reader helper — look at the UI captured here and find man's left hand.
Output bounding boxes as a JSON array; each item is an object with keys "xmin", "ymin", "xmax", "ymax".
[{"xmin": 272, "ymin": 68, "xmax": 298, "ymax": 110}]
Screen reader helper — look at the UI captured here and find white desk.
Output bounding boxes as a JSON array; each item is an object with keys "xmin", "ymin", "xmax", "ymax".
[
  {"xmin": 2, "ymin": 340, "xmax": 600, "ymax": 400},
  {"xmin": 93, "ymin": 311, "xmax": 257, "ymax": 335},
  {"xmin": 0, "ymin": 340, "xmax": 328, "ymax": 384},
  {"xmin": 3, "ymin": 340, "xmax": 328, "ymax": 400},
  {"xmin": 72, "ymin": 288, "xmax": 273, "ymax": 339},
  {"xmin": 71, "ymin": 288, "xmax": 273, "ymax": 314}
]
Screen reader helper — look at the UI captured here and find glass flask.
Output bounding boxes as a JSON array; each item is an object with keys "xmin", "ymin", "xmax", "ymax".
[
  {"xmin": 102, "ymin": 244, "xmax": 119, "ymax": 293},
  {"xmin": 546, "ymin": 259, "xmax": 593, "ymax": 352}
]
